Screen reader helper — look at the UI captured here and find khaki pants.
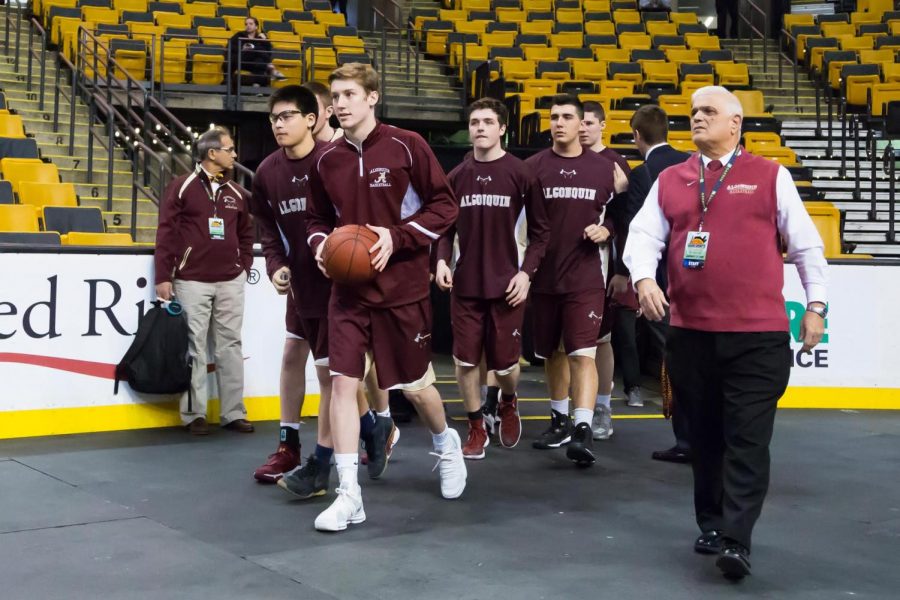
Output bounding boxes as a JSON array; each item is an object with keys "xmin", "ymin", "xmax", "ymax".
[{"xmin": 174, "ymin": 272, "xmax": 247, "ymax": 425}]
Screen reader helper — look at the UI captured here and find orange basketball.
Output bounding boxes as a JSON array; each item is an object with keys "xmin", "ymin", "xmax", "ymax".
[{"xmin": 322, "ymin": 225, "xmax": 379, "ymax": 285}]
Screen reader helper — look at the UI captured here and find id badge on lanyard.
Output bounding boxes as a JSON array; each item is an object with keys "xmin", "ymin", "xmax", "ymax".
[
  {"xmin": 682, "ymin": 150, "xmax": 739, "ymax": 270},
  {"xmin": 206, "ymin": 178, "xmax": 225, "ymax": 240}
]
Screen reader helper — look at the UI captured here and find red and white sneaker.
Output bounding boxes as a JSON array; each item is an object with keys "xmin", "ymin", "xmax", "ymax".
[
  {"xmin": 462, "ymin": 421, "xmax": 489, "ymax": 460},
  {"xmin": 253, "ymin": 443, "xmax": 300, "ymax": 483},
  {"xmin": 497, "ymin": 395, "xmax": 522, "ymax": 448}
]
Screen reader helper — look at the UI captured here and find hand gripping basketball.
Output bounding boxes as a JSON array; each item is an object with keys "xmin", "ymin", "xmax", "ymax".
[{"xmin": 321, "ymin": 225, "xmax": 380, "ymax": 285}]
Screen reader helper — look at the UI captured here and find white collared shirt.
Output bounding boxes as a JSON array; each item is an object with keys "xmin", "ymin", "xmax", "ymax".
[
  {"xmin": 623, "ymin": 146, "xmax": 828, "ymax": 304},
  {"xmin": 644, "ymin": 143, "xmax": 668, "ymax": 161},
  {"xmin": 199, "ymin": 165, "xmax": 222, "ymax": 195}
]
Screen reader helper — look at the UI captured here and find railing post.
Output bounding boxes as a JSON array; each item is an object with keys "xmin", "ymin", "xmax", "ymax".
[
  {"xmin": 53, "ymin": 56, "xmax": 61, "ymax": 132},
  {"xmin": 107, "ymin": 103, "xmax": 115, "ymax": 211},
  {"xmin": 26, "ymin": 19, "xmax": 33, "ymax": 90},
  {"xmin": 14, "ymin": 5, "xmax": 20, "ymax": 72},
  {"xmin": 762, "ymin": 12, "xmax": 768, "ymax": 73},
  {"xmin": 87, "ymin": 100, "xmax": 95, "ymax": 184},
  {"xmin": 839, "ymin": 100, "xmax": 849, "ymax": 178},
  {"xmin": 826, "ymin": 89, "xmax": 834, "ymax": 158},
  {"xmin": 886, "ymin": 145, "xmax": 896, "ymax": 243},
  {"xmin": 869, "ymin": 129, "xmax": 877, "ymax": 221},
  {"xmin": 69, "ymin": 60, "xmax": 77, "ymax": 155}
]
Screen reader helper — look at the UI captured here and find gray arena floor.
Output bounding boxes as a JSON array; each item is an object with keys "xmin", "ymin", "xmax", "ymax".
[{"xmin": 1, "ymin": 363, "xmax": 898, "ymax": 599}]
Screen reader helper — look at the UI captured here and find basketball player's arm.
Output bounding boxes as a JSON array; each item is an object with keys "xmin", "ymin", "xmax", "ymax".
[
  {"xmin": 434, "ymin": 225, "xmax": 455, "ymax": 291},
  {"xmin": 385, "ymin": 138, "xmax": 459, "ymax": 256},
  {"xmin": 306, "ymin": 165, "xmax": 337, "ymax": 276},
  {"xmin": 249, "ymin": 180, "xmax": 290, "ymax": 292},
  {"xmin": 623, "ymin": 180, "xmax": 669, "ymax": 321},
  {"xmin": 775, "ymin": 166, "xmax": 828, "ymax": 352},
  {"xmin": 153, "ymin": 180, "xmax": 186, "ymax": 300}
]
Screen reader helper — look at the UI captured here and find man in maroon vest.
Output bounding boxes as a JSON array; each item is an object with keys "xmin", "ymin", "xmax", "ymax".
[{"xmin": 624, "ymin": 86, "xmax": 828, "ymax": 579}]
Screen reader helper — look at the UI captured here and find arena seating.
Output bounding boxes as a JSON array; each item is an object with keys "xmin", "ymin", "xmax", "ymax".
[{"xmin": 39, "ymin": 0, "xmax": 370, "ymax": 86}]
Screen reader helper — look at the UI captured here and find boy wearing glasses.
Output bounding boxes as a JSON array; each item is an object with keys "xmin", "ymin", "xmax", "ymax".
[{"xmin": 154, "ymin": 127, "xmax": 255, "ymax": 435}]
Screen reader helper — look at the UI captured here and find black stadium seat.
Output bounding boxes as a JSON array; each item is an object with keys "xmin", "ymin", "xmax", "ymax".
[
  {"xmin": 148, "ymin": 1, "xmax": 181, "ymax": 13},
  {"xmin": 283, "ymin": 10, "xmax": 314, "ymax": 21},
  {"xmin": 194, "ymin": 17, "xmax": 227, "ymax": 29},
  {"xmin": 0, "ymin": 137, "xmax": 40, "ymax": 160},
  {"xmin": 0, "ymin": 181, "xmax": 13, "ymax": 204},
  {"xmin": 42, "ymin": 206, "xmax": 104, "ymax": 235},
  {"xmin": 218, "ymin": 6, "xmax": 249, "ymax": 17},
  {"xmin": 486, "ymin": 21, "xmax": 518, "ymax": 33},
  {"xmin": 0, "ymin": 232, "xmax": 62, "ymax": 245},
  {"xmin": 122, "ymin": 11, "xmax": 154, "ymax": 24},
  {"xmin": 303, "ymin": 0, "xmax": 331, "ymax": 10},
  {"xmin": 337, "ymin": 52, "xmax": 372, "ymax": 65}
]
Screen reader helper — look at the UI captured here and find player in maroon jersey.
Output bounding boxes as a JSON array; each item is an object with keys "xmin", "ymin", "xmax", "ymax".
[
  {"xmin": 435, "ymin": 98, "xmax": 550, "ymax": 460},
  {"xmin": 525, "ymin": 94, "xmax": 618, "ymax": 467},
  {"xmin": 580, "ymin": 100, "xmax": 632, "ymax": 440},
  {"xmin": 306, "ymin": 64, "xmax": 466, "ymax": 532}
]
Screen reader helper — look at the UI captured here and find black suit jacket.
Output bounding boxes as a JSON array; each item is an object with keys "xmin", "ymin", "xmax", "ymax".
[{"xmin": 613, "ymin": 144, "xmax": 692, "ymax": 288}]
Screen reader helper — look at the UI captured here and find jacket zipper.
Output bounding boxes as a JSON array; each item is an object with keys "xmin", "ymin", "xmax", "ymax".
[{"xmin": 177, "ymin": 246, "xmax": 192, "ymax": 274}]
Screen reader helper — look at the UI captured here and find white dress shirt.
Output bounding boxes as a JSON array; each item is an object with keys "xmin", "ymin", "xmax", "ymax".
[{"xmin": 623, "ymin": 147, "xmax": 828, "ymax": 304}]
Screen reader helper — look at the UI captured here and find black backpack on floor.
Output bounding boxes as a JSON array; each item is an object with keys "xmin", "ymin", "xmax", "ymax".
[{"xmin": 114, "ymin": 301, "xmax": 192, "ymax": 401}]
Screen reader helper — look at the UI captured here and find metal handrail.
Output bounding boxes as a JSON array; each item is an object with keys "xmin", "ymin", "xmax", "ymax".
[
  {"xmin": 738, "ymin": 0, "xmax": 769, "ymax": 73},
  {"xmin": 777, "ymin": 28, "xmax": 800, "ymax": 106},
  {"xmin": 371, "ymin": 0, "xmax": 403, "ymax": 30},
  {"xmin": 884, "ymin": 143, "xmax": 897, "ymax": 243}
]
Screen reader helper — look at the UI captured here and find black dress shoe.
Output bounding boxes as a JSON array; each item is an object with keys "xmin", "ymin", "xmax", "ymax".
[
  {"xmin": 716, "ymin": 542, "xmax": 751, "ymax": 580},
  {"xmin": 651, "ymin": 446, "xmax": 691, "ymax": 463},
  {"xmin": 223, "ymin": 418, "xmax": 254, "ymax": 433},
  {"xmin": 694, "ymin": 530, "xmax": 724, "ymax": 554}
]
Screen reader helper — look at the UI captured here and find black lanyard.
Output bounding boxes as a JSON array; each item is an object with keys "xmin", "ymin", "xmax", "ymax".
[{"xmin": 697, "ymin": 148, "xmax": 740, "ymax": 231}]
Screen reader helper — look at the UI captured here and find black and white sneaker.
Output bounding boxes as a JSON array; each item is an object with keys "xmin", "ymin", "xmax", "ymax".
[
  {"xmin": 277, "ymin": 455, "xmax": 331, "ymax": 499},
  {"xmin": 364, "ymin": 416, "xmax": 395, "ymax": 480},
  {"xmin": 532, "ymin": 409, "xmax": 573, "ymax": 449},
  {"xmin": 566, "ymin": 423, "xmax": 596, "ymax": 466}
]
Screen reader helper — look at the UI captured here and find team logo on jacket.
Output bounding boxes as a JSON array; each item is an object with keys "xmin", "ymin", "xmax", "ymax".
[
  {"xmin": 369, "ymin": 167, "xmax": 391, "ymax": 188},
  {"xmin": 726, "ymin": 183, "xmax": 758, "ymax": 195},
  {"xmin": 560, "ymin": 169, "xmax": 577, "ymax": 179},
  {"xmin": 222, "ymin": 195, "xmax": 239, "ymax": 210}
]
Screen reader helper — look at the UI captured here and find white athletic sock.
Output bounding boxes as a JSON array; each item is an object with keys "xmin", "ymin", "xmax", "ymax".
[
  {"xmin": 573, "ymin": 408, "xmax": 593, "ymax": 427},
  {"xmin": 595, "ymin": 394, "xmax": 611, "ymax": 410},
  {"xmin": 550, "ymin": 398, "xmax": 570, "ymax": 415},
  {"xmin": 280, "ymin": 422, "xmax": 300, "ymax": 430},
  {"xmin": 376, "ymin": 408, "xmax": 391, "ymax": 418},
  {"xmin": 334, "ymin": 453, "xmax": 359, "ymax": 489},
  {"xmin": 432, "ymin": 426, "xmax": 452, "ymax": 451}
]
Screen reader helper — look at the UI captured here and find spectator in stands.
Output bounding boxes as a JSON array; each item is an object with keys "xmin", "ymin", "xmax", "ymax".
[
  {"xmin": 330, "ymin": 0, "xmax": 348, "ymax": 16},
  {"xmin": 154, "ymin": 127, "xmax": 255, "ymax": 436},
  {"xmin": 229, "ymin": 17, "xmax": 285, "ymax": 87},
  {"xmin": 716, "ymin": 0, "xmax": 739, "ymax": 39},
  {"xmin": 624, "ymin": 86, "xmax": 827, "ymax": 579},
  {"xmin": 611, "ymin": 105, "xmax": 692, "ymax": 463},
  {"xmin": 638, "ymin": 0, "xmax": 671, "ymax": 12}
]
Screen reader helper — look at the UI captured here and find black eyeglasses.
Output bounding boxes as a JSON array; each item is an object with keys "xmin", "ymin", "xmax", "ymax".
[
  {"xmin": 213, "ymin": 146, "xmax": 236, "ymax": 153},
  {"xmin": 268, "ymin": 110, "xmax": 303, "ymax": 124}
]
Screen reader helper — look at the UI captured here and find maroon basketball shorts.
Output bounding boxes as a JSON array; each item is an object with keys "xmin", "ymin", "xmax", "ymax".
[
  {"xmin": 531, "ymin": 290, "xmax": 605, "ymax": 359},
  {"xmin": 451, "ymin": 293, "xmax": 525, "ymax": 375},
  {"xmin": 597, "ymin": 293, "xmax": 616, "ymax": 344},
  {"xmin": 328, "ymin": 295, "xmax": 435, "ymax": 391},
  {"xmin": 285, "ymin": 292, "xmax": 329, "ymax": 367}
]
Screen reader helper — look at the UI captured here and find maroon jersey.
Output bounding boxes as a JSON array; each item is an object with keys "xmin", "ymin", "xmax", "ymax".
[
  {"xmin": 525, "ymin": 148, "xmax": 617, "ymax": 294},
  {"xmin": 437, "ymin": 152, "xmax": 550, "ymax": 299},
  {"xmin": 251, "ymin": 143, "xmax": 332, "ymax": 318},
  {"xmin": 155, "ymin": 167, "xmax": 253, "ymax": 285},
  {"xmin": 599, "ymin": 146, "xmax": 631, "ymax": 176},
  {"xmin": 306, "ymin": 122, "xmax": 458, "ymax": 308}
]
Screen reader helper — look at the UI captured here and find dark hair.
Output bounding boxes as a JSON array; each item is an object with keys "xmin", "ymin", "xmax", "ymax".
[
  {"xmin": 582, "ymin": 100, "xmax": 606, "ymax": 122},
  {"xmin": 268, "ymin": 85, "xmax": 319, "ymax": 126},
  {"xmin": 466, "ymin": 97, "xmax": 509, "ymax": 127},
  {"xmin": 195, "ymin": 126, "xmax": 232, "ymax": 162},
  {"xmin": 302, "ymin": 80, "xmax": 331, "ymax": 108},
  {"xmin": 550, "ymin": 93, "xmax": 583, "ymax": 118},
  {"xmin": 245, "ymin": 16, "xmax": 260, "ymax": 28},
  {"xmin": 630, "ymin": 105, "xmax": 669, "ymax": 145}
]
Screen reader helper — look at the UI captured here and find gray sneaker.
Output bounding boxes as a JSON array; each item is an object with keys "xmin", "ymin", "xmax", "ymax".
[
  {"xmin": 591, "ymin": 405, "xmax": 614, "ymax": 440},
  {"xmin": 626, "ymin": 387, "xmax": 644, "ymax": 408}
]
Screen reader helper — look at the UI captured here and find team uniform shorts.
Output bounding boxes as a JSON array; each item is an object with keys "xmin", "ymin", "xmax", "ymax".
[
  {"xmin": 531, "ymin": 289, "xmax": 605, "ymax": 360},
  {"xmin": 328, "ymin": 294, "xmax": 435, "ymax": 391},
  {"xmin": 285, "ymin": 292, "xmax": 329, "ymax": 367},
  {"xmin": 450, "ymin": 293, "xmax": 525, "ymax": 375}
]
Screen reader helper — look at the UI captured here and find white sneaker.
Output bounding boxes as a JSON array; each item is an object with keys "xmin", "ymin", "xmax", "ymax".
[
  {"xmin": 314, "ymin": 484, "xmax": 366, "ymax": 532},
  {"xmin": 626, "ymin": 387, "xmax": 644, "ymax": 407},
  {"xmin": 429, "ymin": 428, "xmax": 467, "ymax": 499},
  {"xmin": 591, "ymin": 405, "xmax": 614, "ymax": 440}
]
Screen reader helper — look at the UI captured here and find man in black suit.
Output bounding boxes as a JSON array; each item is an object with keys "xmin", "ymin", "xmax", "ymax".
[{"xmin": 608, "ymin": 105, "xmax": 692, "ymax": 463}]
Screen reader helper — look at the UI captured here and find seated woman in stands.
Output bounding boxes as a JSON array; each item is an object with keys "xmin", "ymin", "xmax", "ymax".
[{"xmin": 228, "ymin": 17, "xmax": 285, "ymax": 87}]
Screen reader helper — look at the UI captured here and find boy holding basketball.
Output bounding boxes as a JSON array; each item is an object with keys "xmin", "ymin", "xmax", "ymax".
[
  {"xmin": 434, "ymin": 97, "xmax": 550, "ymax": 460},
  {"xmin": 250, "ymin": 85, "xmax": 397, "ymax": 496},
  {"xmin": 306, "ymin": 63, "xmax": 466, "ymax": 532}
]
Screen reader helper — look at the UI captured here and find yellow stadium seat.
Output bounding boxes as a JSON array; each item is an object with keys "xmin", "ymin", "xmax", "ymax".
[
  {"xmin": 844, "ymin": 66, "xmax": 882, "ymax": 108},
  {"xmin": 155, "ymin": 13, "xmax": 192, "ymax": 29},
  {"xmin": 82, "ymin": 7, "xmax": 118, "ymax": 25},
  {"xmin": 804, "ymin": 203, "xmax": 842, "ymax": 258},
  {"xmin": 271, "ymin": 53, "xmax": 302, "ymax": 88},
  {"xmin": 498, "ymin": 10, "xmax": 527, "ymax": 24},
  {"xmin": 839, "ymin": 35, "xmax": 874, "ymax": 51},
  {"xmin": 657, "ymin": 94, "xmax": 691, "ymax": 116},
  {"xmin": 555, "ymin": 8, "xmax": 583, "ymax": 24},
  {"xmin": 267, "ymin": 31, "xmax": 301, "ymax": 50},
  {"xmin": 112, "ymin": 41, "xmax": 148, "ymax": 81},
  {"xmin": 643, "ymin": 62, "xmax": 679, "ymax": 86},
  {"xmin": 757, "ymin": 146, "xmax": 798, "ymax": 166},
  {"xmin": 733, "ymin": 90, "xmax": 767, "ymax": 115},
  {"xmin": 182, "ymin": 2, "xmax": 217, "ymax": 18},
  {"xmin": 521, "ymin": 21, "xmax": 553, "ymax": 36},
  {"xmin": 827, "ymin": 55, "xmax": 859, "ymax": 90},
  {"xmin": 686, "ymin": 33, "xmax": 721, "ymax": 50},
  {"xmin": 0, "ymin": 113, "xmax": 26, "ymax": 138},
  {"xmin": 715, "ymin": 62, "xmax": 751, "ymax": 87},
  {"xmin": 51, "ymin": 13, "xmax": 82, "ymax": 46},
  {"xmin": 191, "ymin": 47, "xmax": 225, "ymax": 85},
  {"xmin": 603, "ymin": 109, "xmax": 635, "ymax": 143},
  {"xmin": 65, "ymin": 232, "xmax": 134, "ymax": 246},
  {"xmin": 292, "ymin": 22, "xmax": 327, "ymax": 38},
  {"xmin": 481, "ymin": 32, "xmax": 516, "ymax": 49},
  {"xmin": 600, "ymin": 79, "xmax": 635, "ymax": 100},
  {"xmin": 583, "ymin": 0, "xmax": 612, "ymax": 11},
  {"xmin": 333, "ymin": 35, "xmax": 365, "ymax": 54},
  {"xmin": 646, "ymin": 22, "xmax": 678, "ymax": 37},
  {"xmin": 743, "ymin": 131, "xmax": 782, "ymax": 153},
  {"xmin": 523, "ymin": 0, "xmax": 552, "ymax": 10},
  {"xmin": 585, "ymin": 21, "xmax": 615, "ymax": 36},
  {"xmin": 882, "ymin": 62, "xmax": 900, "ymax": 83},
  {"xmin": 461, "ymin": 0, "xmax": 490, "ymax": 10},
  {"xmin": 219, "ymin": 0, "xmax": 247, "ymax": 5},
  {"xmin": 198, "ymin": 26, "xmax": 231, "ymax": 46},
  {"xmin": 669, "ymin": 12, "xmax": 697, "ymax": 25},
  {"xmin": 821, "ymin": 22, "xmax": 855, "ymax": 37},
  {"xmin": 425, "ymin": 22, "xmax": 453, "ymax": 56},
  {"xmin": 573, "ymin": 60, "xmax": 607, "ymax": 81},
  {"xmin": 17, "ymin": 182, "xmax": 78, "ymax": 208},
  {"xmin": 313, "ymin": 10, "xmax": 345, "ymax": 26},
  {"xmin": 114, "ymin": 0, "xmax": 148, "ymax": 12},
  {"xmin": 783, "ymin": 14, "xmax": 815, "ymax": 32},
  {"xmin": 525, "ymin": 46, "xmax": 559, "ymax": 62},
  {"xmin": 551, "ymin": 32, "xmax": 584, "ymax": 49},
  {"xmin": 868, "ymin": 82, "xmax": 900, "ymax": 117},
  {"xmin": 808, "ymin": 41, "xmax": 839, "ymax": 74},
  {"xmin": 665, "ymin": 48, "xmax": 699, "ymax": 66},
  {"xmin": 305, "ymin": 46, "xmax": 337, "ymax": 82},
  {"xmin": 0, "ymin": 159, "xmax": 60, "ymax": 194},
  {"xmin": 250, "ymin": 7, "xmax": 283, "ymax": 23},
  {"xmin": 859, "ymin": 49, "xmax": 895, "ymax": 64},
  {"xmin": 40, "ymin": 0, "xmax": 77, "ymax": 21},
  {"xmin": 670, "ymin": 138, "xmax": 697, "ymax": 152},
  {"xmin": 0, "ymin": 205, "xmax": 40, "ymax": 233},
  {"xmin": 154, "ymin": 40, "xmax": 189, "ymax": 84},
  {"xmin": 613, "ymin": 10, "xmax": 641, "ymax": 24},
  {"xmin": 455, "ymin": 21, "xmax": 487, "ymax": 36},
  {"xmin": 522, "ymin": 79, "xmax": 558, "ymax": 97},
  {"xmin": 502, "ymin": 59, "xmax": 537, "ymax": 81},
  {"xmin": 618, "ymin": 32, "xmax": 652, "ymax": 50}
]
